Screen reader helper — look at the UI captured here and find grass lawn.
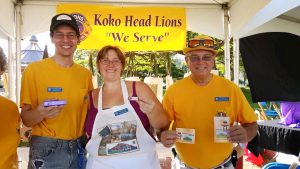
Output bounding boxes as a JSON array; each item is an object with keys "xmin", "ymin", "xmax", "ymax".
[{"xmin": 241, "ymin": 87, "xmax": 259, "ymax": 110}]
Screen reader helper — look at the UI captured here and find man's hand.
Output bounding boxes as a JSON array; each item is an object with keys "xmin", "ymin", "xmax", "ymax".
[
  {"xmin": 228, "ymin": 124, "xmax": 248, "ymax": 143},
  {"xmin": 38, "ymin": 103, "xmax": 64, "ymax": 119},
  {"xmin": 21, "ymin": 101, "xmax": 64, "ymax": 127},
  {"xmin": 160, "ymin": 130, "xmax": 177, "ymax": 148}
]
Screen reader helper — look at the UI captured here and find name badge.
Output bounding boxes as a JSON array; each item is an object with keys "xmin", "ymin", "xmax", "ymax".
[
  {"xmin": 214, "ymin": 116, "xmax": 230, "ymax": 143},
  {"xmin": 47, "ymin": 87, "xmax": 63, "ymax": 92},
  {"xmin": 215, "ymin": 97, "xmax": 229, "ymax": 102},
  {"xmin": 114, "ymin": 108, "xmax": 129, "ymax": 116}
]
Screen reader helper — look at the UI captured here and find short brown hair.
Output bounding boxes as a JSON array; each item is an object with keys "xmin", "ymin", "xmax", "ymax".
[
  {"xmin": 0, "ymin": 47, "xmax": 7, "ymax": 72},
  {"xmin": 96, "ymin": 45, "xmax": 126, "ymax": 70}
]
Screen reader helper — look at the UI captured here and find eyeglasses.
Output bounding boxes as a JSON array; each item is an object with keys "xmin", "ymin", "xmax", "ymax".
[
  {"xmin": 187, "ymin": 39, "xmax": 214, "ymax": 48},
  {"xmin": 100, "ymin": 59, "xmax": 122, "ymax": 66},
  {"xmin": 53, "ymin": 32, "xmax": 78, "ymax": 40},
  {"xmin": 188, "ymin": 55, "xmax": 213, "ymax": 63}
]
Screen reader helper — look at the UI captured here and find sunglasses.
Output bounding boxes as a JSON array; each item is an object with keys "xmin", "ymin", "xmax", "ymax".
[
  {"xmin": 188, "ymin": 55, "xmax": 214, "ymax": 62},
  {"xmin": 187, "ymin": 39, "xmax": 215, "ymax": 49}
]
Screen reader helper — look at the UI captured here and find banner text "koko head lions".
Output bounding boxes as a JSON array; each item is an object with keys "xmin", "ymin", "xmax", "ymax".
[{"xmin": 94, "ymin": 14, "xmax": 182, "ymax": 27}]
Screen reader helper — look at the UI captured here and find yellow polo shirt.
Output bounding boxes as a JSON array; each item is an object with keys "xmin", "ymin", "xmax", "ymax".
[
  {"xmin": 163, "ymin": 75, "xmax": 257, "ymax": 168},
  {"xmin": 0, "ymin": 96, "xmax": 20, "ymax": 169},
  {"xmin": 20, "ymin": 58, "xmax": 93, "ymax": 140}
]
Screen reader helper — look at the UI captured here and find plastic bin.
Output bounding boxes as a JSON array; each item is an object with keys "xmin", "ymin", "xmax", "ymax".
[{"xmin": 263, "ymin": 162, "xmax": 300, "ymax": 169}]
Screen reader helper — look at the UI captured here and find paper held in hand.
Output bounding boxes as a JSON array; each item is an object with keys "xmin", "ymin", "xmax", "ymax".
[
  {"xmin": 176, "ymin": 128, "xmax": 195, "ymax": 144},
  {"xmin": 43, "ymin": 100, "xmax": 67, "ymax": 107}
]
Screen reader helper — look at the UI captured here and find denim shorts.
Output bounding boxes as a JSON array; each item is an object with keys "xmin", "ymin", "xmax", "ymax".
[{"xmin": 28, "ymin": 135, "xmax": 87, "ymax": 169}]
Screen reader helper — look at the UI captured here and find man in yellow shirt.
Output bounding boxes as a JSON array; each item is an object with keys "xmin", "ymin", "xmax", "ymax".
[
  {"xmin": 160, "ymin": 35, "xmax": 258, "ymax": 169},
  {"xmin": 20, "ymin": 13, "xmax": 93, "ymax": 169},
  {"xmin": 0, "ymin": 47, "xmax": 20, "ymax": 169}
]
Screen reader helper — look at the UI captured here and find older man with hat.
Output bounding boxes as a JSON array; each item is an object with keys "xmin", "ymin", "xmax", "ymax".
[
  {"xmin": 20, "ymin": 13, "xmax": 93, "ymax": 169},
  {"xmin": 159, "ymin": 35, "xmax": 258, "ymax": 169}
]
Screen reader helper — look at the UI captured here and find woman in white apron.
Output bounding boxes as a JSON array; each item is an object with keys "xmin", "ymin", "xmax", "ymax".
[{"xmin": 85, "ymin": 45, "xmax": 169, "ymax": 169}]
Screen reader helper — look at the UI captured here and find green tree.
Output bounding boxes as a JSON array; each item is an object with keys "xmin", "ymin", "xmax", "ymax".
[
  {"xmin": 124, "ymin": 51, "xmax": 175, "ymax": 80},
  {"xmin": 72, "ymin": 31, "xmax": 247, "ymax": 85}
]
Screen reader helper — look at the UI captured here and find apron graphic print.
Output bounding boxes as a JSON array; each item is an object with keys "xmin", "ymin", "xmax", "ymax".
[{"xmin": 97, "ymin": 120, "xmax": 140, "ymax": 156}]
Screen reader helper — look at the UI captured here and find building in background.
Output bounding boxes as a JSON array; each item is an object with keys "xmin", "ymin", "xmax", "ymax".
[{"xmin": 21, "ymin": 35, "xmax": 48, "ymax": 71}]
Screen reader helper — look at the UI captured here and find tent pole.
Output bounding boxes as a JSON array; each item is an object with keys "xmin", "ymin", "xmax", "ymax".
[
  {"xmin": 15, "ymin": 2, "xmax": 22, "ymax": 105},
  {"xmin": 223, "ymin": 4, "xmax": 231, "ymax": 80},
  {"xmin": 233, "ymin": 38, "xmax": 239, "ymax": 85},
  {"xmin": 7, "ymin": 37, "xmax": 15, "ymax": 101}
]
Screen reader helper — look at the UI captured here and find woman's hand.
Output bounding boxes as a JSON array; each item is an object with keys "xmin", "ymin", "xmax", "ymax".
[{"xmin": 137, "ymin": 96, "xmax": 155, "ymax": 115}]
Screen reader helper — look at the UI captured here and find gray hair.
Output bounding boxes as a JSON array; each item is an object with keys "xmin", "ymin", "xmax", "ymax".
[{"xmin": 0, "ymin": 47, "xmax": 7, "ymax": 72}]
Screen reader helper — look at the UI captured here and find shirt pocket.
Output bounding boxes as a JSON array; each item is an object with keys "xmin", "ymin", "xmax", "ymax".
[{"xmin": 79, "ymin": 88, "xmax": 89, "ymax": 105}]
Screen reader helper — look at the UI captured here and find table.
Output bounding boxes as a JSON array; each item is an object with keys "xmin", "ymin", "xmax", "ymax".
[{"xmin": 247, "ymin": 120, "xmax": 300, "ymax": 160}]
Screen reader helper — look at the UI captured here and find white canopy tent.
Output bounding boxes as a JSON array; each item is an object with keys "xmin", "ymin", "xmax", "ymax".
[
  {"xmin": 231, "ymin": 2, "xmax": 300, "ymax": 85},
  {"xmin": 1, "ymin": 0, "xmax": 299, "ymax": 103}
]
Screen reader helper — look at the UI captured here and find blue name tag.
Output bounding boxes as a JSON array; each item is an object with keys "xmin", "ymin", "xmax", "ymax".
[
  {"xmin": 114, "ymin": 108, "xmax": 129, "ymax": 116},
  {"xmin": 47, "ymin": 87, "xmax": 63, "ymax": 92},
  {"xmin": 215, "ymin": 97, "xmax": 230, "ymax": 101}
]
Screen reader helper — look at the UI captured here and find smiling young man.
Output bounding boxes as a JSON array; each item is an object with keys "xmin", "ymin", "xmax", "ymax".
[
  {"xmin": 20, "ymin": 13, "xmax": 93, "ymax": 169},
  {"xmin": 160, "ymin": 35, "xmax": 258, "ymax": 169}
]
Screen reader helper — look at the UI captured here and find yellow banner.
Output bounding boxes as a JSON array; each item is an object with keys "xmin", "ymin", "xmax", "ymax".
[{"xmin": 57, "ymin": 4, "xmax": 186, "ymax": 51}]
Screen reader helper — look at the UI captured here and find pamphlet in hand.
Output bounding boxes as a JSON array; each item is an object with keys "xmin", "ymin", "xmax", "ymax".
[
  {"xmin": 43, "ymin": 100, "xmax": 67, "ymax": 107},
  {"xmin": 176, "ymin": 128, "xmax": 195, "ymax": 144}
]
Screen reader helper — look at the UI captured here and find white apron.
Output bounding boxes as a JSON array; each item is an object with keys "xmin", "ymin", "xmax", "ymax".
[{"xmin": 86, "ymin": 80, "xmax": 161, "ymax": 169}]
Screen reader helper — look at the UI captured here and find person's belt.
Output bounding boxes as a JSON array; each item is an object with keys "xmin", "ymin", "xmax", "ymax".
[
  {"xmin": 172, "ymin": 148, "xmax": 234, "ymax": 169},
  {"xmin": 30, "ymin": 135, "xmax": 86, "ymax": 144},
  {"xmin": 181, "ymin": 155, "xmax": 232, "ymax": 169},
  {"xmin": 213, "ymin": 156, "xmax": 232, "ymax": 169}
]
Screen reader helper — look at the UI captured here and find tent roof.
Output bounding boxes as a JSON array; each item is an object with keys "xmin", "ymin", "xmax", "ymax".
[
  {"xmin": 19, "ymin": 0, "xmax": 228, "ymax": 4},
  {"xmin": 232, "ymin": 1, "xmax": 300, "ymax": 38},
  {"xmin": 241, "ymin": 5, "xmax": 300, "ymax": 38},
  {"xmin": 21, "ymin": 50, "xmax": 43, "ymax": 64},
  {"xmin": 0, "ymin": 0, "xmax": 15, "ymax": 39}
]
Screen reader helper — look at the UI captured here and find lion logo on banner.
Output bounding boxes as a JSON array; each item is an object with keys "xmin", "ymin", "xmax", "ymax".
[{"xmin": 71, "ymin": 13, "xmax": 92, "ymax": 42}]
